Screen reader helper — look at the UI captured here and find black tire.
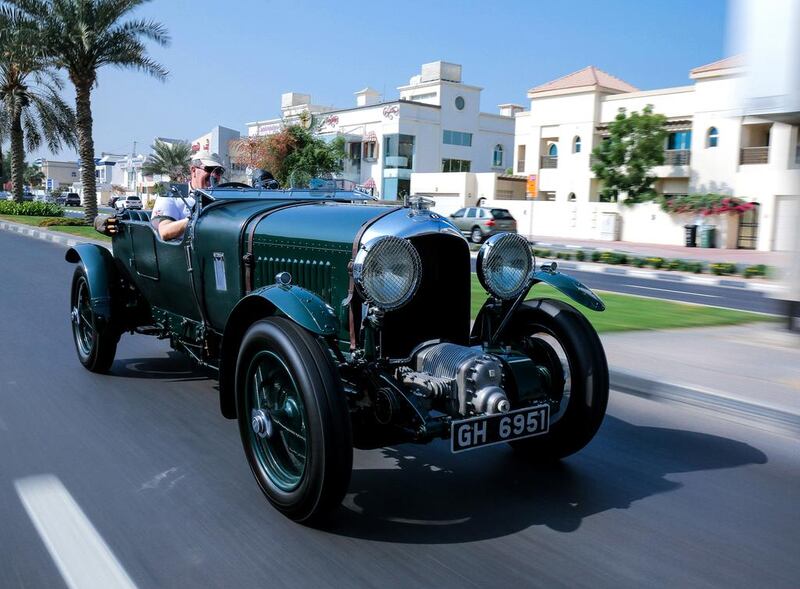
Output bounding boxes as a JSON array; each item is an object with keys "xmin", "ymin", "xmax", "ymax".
[
  {"xmin": 506, "ymin": 298, "xmax": 609, "ymax": 460},
  {"xmin": 470, "ymin": 226, "xmax": 483, "ymax": 243},
  {"xmin": 235, "ymin": 317, "xmax": 352, "ymax": 523},
  {"xmin": 70, "ymin": 266, "xmax": 118, "ymax": 373}
]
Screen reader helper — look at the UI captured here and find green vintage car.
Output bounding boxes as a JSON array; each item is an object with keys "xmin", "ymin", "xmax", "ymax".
[{"xmin": 66, "ymin": 183, "xmax": 609, "ymax": 523}]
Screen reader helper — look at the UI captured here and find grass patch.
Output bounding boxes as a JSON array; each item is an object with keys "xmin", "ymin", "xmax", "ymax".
[
  {"xmin": 0, "ymin": 214, "xmax": 110, "ymax": 242},
  {"xmin": 470, "ymin": 275, "xmax": 772, "ymax": 332}
]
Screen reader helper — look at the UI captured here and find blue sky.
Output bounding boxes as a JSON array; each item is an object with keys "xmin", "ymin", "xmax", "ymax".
[{"xmin": 33, "ymin": 0, "xmax": 729, "ymax": 160}]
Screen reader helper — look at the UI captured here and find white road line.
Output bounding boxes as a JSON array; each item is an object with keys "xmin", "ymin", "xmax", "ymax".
[
  {"xmin": 14, "ymin": 475, "xmax": 137, "ymax": 589},
  {"xmin": 623, "ymin": 284, "xmax": 720, "ymax": 298}
]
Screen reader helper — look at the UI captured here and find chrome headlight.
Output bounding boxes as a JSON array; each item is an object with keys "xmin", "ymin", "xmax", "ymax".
[
  {"xmin": 353, "ymin": 236, "xmax": 422, "ymax": 310},
  {"xmin": 477, "ymin": 233, "xmax": 534, "ymax": 300}
]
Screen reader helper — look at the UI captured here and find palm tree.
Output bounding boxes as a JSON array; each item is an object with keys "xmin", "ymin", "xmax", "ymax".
[
  {"xmin": 7, "ymin": 0, "xmax": 169, "ymax": 221},
  {"xmin": 141, "ymin": 139, "xmax": 191, "ymax": 182},
  {"xmin": 0, "ymin": 8, "xmax": 76, "ymax": 202}
]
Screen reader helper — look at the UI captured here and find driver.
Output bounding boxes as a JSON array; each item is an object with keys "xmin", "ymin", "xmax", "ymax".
[{"xmin": 151, "ymin": 153, "xmax": 224, "ymax": 241}]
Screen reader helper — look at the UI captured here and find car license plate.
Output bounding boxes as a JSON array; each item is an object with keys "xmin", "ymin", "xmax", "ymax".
[{"xmin": 450, "ymin": 405, "xmax": 550, "ymax": 453}]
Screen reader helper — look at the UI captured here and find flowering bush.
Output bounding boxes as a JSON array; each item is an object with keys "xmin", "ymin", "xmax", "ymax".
[{"xmin": 660, "ymin": 193, "xmax": 756, "ymax": 216}]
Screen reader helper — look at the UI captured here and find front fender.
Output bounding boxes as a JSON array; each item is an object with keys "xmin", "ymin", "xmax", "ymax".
[
  {"xmin": 532, "ymin": 270, "xmax": 605, "ymax": 312},
  {"xmin": 65, "ymin": 243, "xmax": 116, "ymax": 322},
  {"xmin": 218, "ymin": 284, "xmax": 339, "ymax": 419}
]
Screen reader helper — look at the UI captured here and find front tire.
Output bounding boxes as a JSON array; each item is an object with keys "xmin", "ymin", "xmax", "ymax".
[
  {"xmin": 506, "ymin": 298, "xmax": 609, "ymax": 460},
  {"xmin": 235, "ymin": 317, "xmax": 352, "ymax": 523},
  {"xmin": 70, "ymin": 267, "xmax": 117, "ymax": 373}
]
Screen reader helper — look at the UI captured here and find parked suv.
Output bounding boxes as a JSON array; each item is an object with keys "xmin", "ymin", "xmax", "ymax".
[
  {"xmin": 450, "ymin": 206, "xmax": 518, "ymax": 243},
  {"xmin": 56, "ymin": 193, "xmax": 82, "ymax": 206},
  {"xmin": 114, "ymin": 195, "xmax": 142, "ymax": 210}
]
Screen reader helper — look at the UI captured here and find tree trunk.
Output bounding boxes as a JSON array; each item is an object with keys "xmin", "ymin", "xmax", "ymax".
[
  {"xmin": 9, "ymin": 105, "xmax": 25, "ymax": 204},
  {"xmin": 75, "ymin": 81, "xmax": 97, "ymax": 223}
]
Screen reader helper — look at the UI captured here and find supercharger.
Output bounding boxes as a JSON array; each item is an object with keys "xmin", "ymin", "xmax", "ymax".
[{"xmin": 399, "ymin": 343, "xmax": 512, "ymax": 417}]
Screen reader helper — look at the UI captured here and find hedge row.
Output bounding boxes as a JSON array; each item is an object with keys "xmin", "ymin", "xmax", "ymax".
[
  {"xmin": 0, "ymin": 201, "xmax": 65, "ymax": 217},
  {"xmin": 532, "ymin": 247, "xmax": 770, "ymax": 279}
]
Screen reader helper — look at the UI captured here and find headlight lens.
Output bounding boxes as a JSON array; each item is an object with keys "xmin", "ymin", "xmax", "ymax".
[
  {"xmin": 353, "ymin": 236, "xmax": 422, "ymax": 310},
  {"xmin": 477, "ymin": 233, "xmax": 533, "ymax": 299}
]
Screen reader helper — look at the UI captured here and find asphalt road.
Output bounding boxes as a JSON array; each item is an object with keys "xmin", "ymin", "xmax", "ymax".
[
  {"xmin": 469, "ymin": 256, "xmax": 781, "ymax": 314},
  {"xmin": 1, "ymin": 230, "xmax": 798, "ymax": 588}
]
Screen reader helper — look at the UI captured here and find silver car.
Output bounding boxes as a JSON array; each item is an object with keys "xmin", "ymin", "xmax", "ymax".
[{"xmin": 449, "ymin": 207, "xmax": 518, "ymax": 243}]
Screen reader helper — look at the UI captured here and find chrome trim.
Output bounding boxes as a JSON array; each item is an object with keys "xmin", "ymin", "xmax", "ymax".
[
  {"xmin": 476, "ymin": 233, "xmax": 535, "ymax": 300},
  {"xmin": 352, "ymin": 235, "xmax": 422, "ymax": 311},
  {"xmin": 360, "ymin": 207, "xmax": 465, "ymax": 244}
]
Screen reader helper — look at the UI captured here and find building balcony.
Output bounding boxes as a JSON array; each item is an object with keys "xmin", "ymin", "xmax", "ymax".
[
  {"xmin": 540, "ymin": 155, "xmax": 558, "ymax": 169},
  {"xmin": 663, "ymin": 149, "xmax": 691, "ymax": 166},
  {"xmin": 740, "ymin": 146, "xmax": 769, "ymax": 165}
]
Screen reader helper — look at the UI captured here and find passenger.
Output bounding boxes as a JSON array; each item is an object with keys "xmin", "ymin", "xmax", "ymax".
[{"xmin": 151, "ymin": 153, "xmax": 225, "ymax": 241}]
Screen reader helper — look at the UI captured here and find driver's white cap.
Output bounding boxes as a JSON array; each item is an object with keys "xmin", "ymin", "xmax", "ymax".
[{"xmin": 192, "ymin": 152, "xmax": 224, "ymax": 169}]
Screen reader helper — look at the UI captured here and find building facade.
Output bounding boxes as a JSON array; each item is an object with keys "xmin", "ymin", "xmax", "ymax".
[
  {"xmin": 245, "ymin": 62, "xmax": 516, "ymax": 200},
  {"xmin": 35, "ymin": 159, "xmax": 79, "ymax": 190},
  {"xmin": 190, "ymin": 126, "xmax": 246, "ymax": 182}
]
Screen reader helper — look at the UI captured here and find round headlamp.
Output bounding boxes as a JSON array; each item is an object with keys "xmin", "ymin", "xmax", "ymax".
[
  {"xmin": 352, "ymin": 236, "xmax": 422, "ymax": 311},
  {"xmin": 477, "ymin": 233, "xmax": 534, "ymax": 300}
]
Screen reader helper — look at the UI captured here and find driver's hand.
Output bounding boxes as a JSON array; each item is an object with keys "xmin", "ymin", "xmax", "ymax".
[{"xmin": 93, "ymin": 214, "xmax": 119, "ymax": 236}]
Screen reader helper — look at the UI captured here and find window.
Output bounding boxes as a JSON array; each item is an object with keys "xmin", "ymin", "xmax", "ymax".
[
  {"xmin": 452, "ymin": 208, "xmax": 466, "ymax": 218},
  {"xmin": 455, "ymin": 96, "xmax": 465, "ymax": 110},
  {"xmin": 363, "ymin": 140, "xmax": 378, "ymax": 161},
  {"xmin": 383, "ymin": 134, "xmax": 415, "ymax": 169},
  {"xmin": 490, "ymin": 209, "xmax": 513, "ymax": 220},
  {"xmin": 443, "ymin": 130, "xmax": 473, "ymax": 146},
  {"xmin": 442, "ymin": 158, "xmax": 471, "ymax": 172},
  {"xmin": 548, "ymin": 143, "xmax": 558, "ymax": 157},
  {"xmin": 573, "ymin": 136, "xmax": 582, "ymax": 153},
  {"xmin": 71, "ymin": 172, "xmax": 76, "ymax": 177},
  {"xmin": 492, "ymin": 144, "xmax": 504, "ymax": 167},
  {"xmin": 466, "ymin": 208, "xmax": 477, "ymax": 218},
  {"xmin": 667, "ymin": 130, "xmax": 692, "ymax": 150},
  {"xmin": 707, "ymin": 127, "xmax": 719, "ymax": 148},
  {"xmin": 568, "ymin": 192, "xmax": 576, "ymax": 201},
  {"xmin": 517, "ymin": 145, "xmax": 526, "ymax": 173},
  {"xmin": 348, "ymin": 142, "xmax": 361, "ymax": 159}
]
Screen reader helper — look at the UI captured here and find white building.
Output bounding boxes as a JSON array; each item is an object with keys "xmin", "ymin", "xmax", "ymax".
[
  {"xmin": 246, "ymin": 61, "xmax": 516, "ymax": 200},
  {"xmin": 414, "ymin": 60, "xmax": 798, "ymax": 252},
  {"xmin": 34, "ymin": 159, "xmax": 79, "ymax": 191}
]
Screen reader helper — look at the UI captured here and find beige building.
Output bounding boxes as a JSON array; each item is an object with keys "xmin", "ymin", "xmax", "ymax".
[{"xmin": 36, "ymin": 159, "xmax": 79, "ymax": 190}]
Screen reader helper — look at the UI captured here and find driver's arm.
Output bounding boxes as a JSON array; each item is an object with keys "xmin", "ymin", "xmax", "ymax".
[{"xmin": 157, "ymin": 218, "xmax": 189, "ymax": 241}]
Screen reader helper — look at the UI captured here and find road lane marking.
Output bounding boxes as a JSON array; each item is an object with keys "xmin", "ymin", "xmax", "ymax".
[
  {"xmin": 15, "ymin": 475, "xmax": 137, "ymax": 589},
  {"xmin": 623, "ymin": 284, "xmax": 720, "ymax": 298}
]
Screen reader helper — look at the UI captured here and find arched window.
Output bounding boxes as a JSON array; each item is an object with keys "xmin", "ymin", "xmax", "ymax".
[
  {"xmin": 492, "ymin": 144, "xmax": 504, "ymax": 167},
  {"xmin": 548, "ymin": 143, "xmax": 558, "ymax": 157},
  {"xmin": 707, "ymin": 127, "xmax": 719, "ymax": 148},
  {"xmin": 573, "ymin": 136, "xmax": 582, "ymax": 153}
]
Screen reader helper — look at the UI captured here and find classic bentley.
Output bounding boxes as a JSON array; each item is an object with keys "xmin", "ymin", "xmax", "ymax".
[{"xmin": 66, "ymin": 182, "xmax": 609, "ymax": 523}]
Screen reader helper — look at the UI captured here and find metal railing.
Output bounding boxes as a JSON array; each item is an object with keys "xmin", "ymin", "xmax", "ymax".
[
  {"xmin": 740, "ymin": 146, "xmax": 769, "ymax": 165},
  {"xmin": 663, "ymin": 149, "xmax": 691, "ymax": 166},
  {"xmin": 540, "ymin": 155, "xmax": 558, "ymax": 169}
]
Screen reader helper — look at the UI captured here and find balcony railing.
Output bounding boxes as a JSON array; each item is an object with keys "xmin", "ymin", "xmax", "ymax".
[
  {"xmin": 740, "ymin": 146, "xmax": 769, "ymax": 165},
  {"xmin": 540, "ymin": 155, "xmax": 558, "ymax": 169},
  {"xmin": 663, "ymin": 149, "xmax": 691, "ymax": 166}
]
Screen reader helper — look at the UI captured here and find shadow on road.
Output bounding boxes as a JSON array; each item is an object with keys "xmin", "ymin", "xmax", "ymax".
[
  {"xmin": 329, "ymin": 415, "xmax": 767, "ymax": 543},
  {"xmin": 111, "ymin": 351, "xmax": 210, "ymax": 382}
]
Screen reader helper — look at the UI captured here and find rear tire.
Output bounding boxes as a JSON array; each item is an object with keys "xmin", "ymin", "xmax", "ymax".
[
  {"xmin": 70, "ymin": 267, "xmax": 118, "ymax": 373},
  {"xmin": 506, "ymin": 298, "xmax": 608, "ymax": 461},
  {"xmin": 235, "ymin": 317, "xmax": 352, "ymax": 524}
]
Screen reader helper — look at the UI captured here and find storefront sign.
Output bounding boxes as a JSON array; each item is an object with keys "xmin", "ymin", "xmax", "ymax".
[
  {"xmin": 256, "ymin": 122, "xmax": 282, "ymax": 136},
  {"xmin": 382, "ymin": 105, "xmax": 400, "ymax": 120},
  {"xmin": 318, "ymin": 115, "xmax": 340, "ymax": 130}
]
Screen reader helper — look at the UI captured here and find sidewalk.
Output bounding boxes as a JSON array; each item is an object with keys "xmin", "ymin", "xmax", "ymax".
[
  {"xmin": 528, "ymin": 234, "xmax": 785, "ymax": 267},
  {"xmin": 604, "ymin": 323, "xmax": 800, "ymax": 434}
]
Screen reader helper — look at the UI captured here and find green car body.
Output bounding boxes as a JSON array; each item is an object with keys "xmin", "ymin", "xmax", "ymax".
[{"xmin": 66, "ymin": 185, "xmax": 609, "ymax": 523}]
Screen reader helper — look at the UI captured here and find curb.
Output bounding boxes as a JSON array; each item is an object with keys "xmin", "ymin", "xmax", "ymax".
[
  {"xmin": 468, "ymin": 250, "xmax": 780, "ymax": 294},
  {"xmin": 610, "ymin": 368, "xmax": 800, "ymax": 436},
  {"xmin": 0, "ymin": 220, "xmax": 110, "ymax": 250}
]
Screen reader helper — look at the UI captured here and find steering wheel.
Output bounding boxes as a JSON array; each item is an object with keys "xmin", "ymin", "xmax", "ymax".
[{"xmin": 214, "ymin": 182, "xmax": 252, "ymax": 189}]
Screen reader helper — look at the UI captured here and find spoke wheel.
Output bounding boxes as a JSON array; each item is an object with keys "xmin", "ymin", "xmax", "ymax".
[
  {"xmin": 236, "ymin": 317, "xmax": 352, "ymax": 523},
  {"xmin": 246, "ymin": 351, "xmax": 309, "ymax": 492},
  {"xmin": 504, "ymin": 298, "xmax": 609, "ymax": 461},
  {"xmin": 70, "ymin": 267, "xmax": 117, "ymax": 373}
]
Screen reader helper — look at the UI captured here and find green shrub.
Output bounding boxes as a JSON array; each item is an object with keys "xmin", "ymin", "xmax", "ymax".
[
  {"xmin": 646, "ymin": 257, "xmax": 666, "ymax": 269},
  {"xmin": 38, "ymin": 217, "xmax": 88, "ymax": 227},
  {"xmin": 555, "ymin": 251, "xmax": 573, "ymax": 260},
  {"xmin": 0, "ymin": 200, "xmax": 65, "ymax": 217},
  {"xmin": 632, "ymin": 257, "xmax": 647, "ymax": 268},
  {"xmin": 534, "ymin": 248, "xmax": 553, "ymax": 258},
  {"xmin": 743, "ymin": 264, "xmax": 768, "ymax": 279},
  {"xmin": 684, "ymin": 261, "xmax": 703, "ymax": 274},
  {"xmin": 575, "ymin": 250, "xmax": 586, "ymax": 262},
  {"xmin": 600, "ymin": 251, "xmax": 628, "ymax": 265},
  {"xmin": 666, "ymin": 259, "xmax": 686, "ymax": 271},
  {"xmin": 591, "ymin": 251, "xmax": 602, "ymax": 263},
  {"xmin": 710, "ymin": 262, "xmax": 737, "ymax": 276}
]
